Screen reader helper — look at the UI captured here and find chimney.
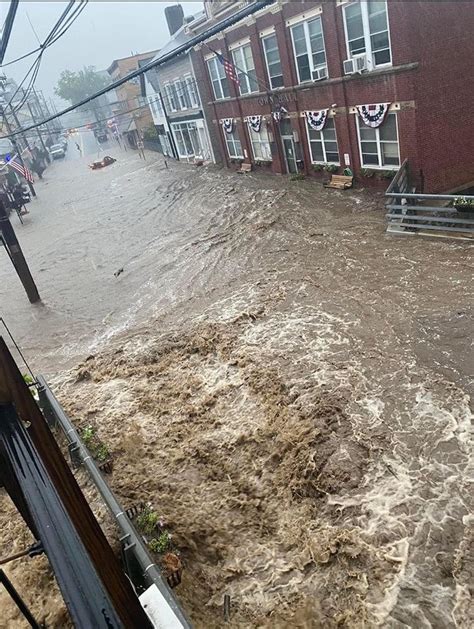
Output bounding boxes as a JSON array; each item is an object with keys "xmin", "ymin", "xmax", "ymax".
[{"xmin": 165, "ymin": 4, "xmax": 184, "ymax": 36}]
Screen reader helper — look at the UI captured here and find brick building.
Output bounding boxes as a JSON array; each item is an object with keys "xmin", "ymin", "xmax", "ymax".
[
  {"xmin": 188, "ymin": 0, "xmax": 474, "ymax": 192},
  {"xmin": 107, "ymin": 51, "xmax": 159, "ymax": 146}
]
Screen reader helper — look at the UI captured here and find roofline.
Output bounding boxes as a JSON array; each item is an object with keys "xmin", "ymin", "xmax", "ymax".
[{"xmin": 107, "ymin": 50, "xmax": 160, "ymax": 74}]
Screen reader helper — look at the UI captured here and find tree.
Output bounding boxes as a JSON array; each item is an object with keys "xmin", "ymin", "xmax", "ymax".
[{"xmin": 54, "ymin": 66, "xmax": 109, "ymax": 116}]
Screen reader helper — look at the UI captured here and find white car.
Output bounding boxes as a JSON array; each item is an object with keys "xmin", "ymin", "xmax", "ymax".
[{"xmin": 49, "ymin": 144, "xmax": 66, "ymax": 159}]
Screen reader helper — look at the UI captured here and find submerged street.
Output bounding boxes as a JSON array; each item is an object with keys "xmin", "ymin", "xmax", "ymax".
[{"xmin": 0, "ymin": 135, "xmax": 473, "ymax": 627}]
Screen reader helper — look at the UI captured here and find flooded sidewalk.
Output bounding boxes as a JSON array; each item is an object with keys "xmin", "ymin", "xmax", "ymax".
[{"xmin": 0, "ymin": 150, "xmax": 472, "ymax": 627}]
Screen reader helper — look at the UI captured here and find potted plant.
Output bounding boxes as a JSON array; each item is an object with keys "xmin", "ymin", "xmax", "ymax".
[{"xmin": 453, "ymin": 196, "xmax": 474, "ymax": 212}]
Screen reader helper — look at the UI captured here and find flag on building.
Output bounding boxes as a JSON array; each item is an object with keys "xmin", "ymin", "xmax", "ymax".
[
  {"xmin": 216, "ymin": 52, "xmax": 240, "ymax": 86},
  {"xmin": 6, "ymin": 154, "xmax": 34, "ymax": 183}
]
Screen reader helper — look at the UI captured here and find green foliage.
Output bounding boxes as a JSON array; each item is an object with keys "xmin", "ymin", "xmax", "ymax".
[
  {"xmin": 290, "ymin": 173, "xmax": 305, "ymax": 181},
  {"xmin": 81, "ymin": 425, "xmax": 110, "ymax": 462},
  {"xmin": 55, "ymin": 66, "xmax": 109, "ymax": 111},
  {"xmin": 454, "ymin": 196, "xmax": 474, "ymax": 208},
  {"xmin": 312, "ymin": 163, "xmax": 324, "ymax": 172},
  {"xmin": 136, "ymin": 505, "xmax": 160, "ymax": 535},
  {"xmin": 360, "ymin": 168, "xmax": 376, "ymax": 178},
  {"xmin": 143, "ymin": 125, "xmax": 158, "ymax": 141},
  {"xmin": 323, "ymin": 163, "xmax": 339, "ymax": 173},
  {"xmin": 148, "ymin": 532, "xmax": 171, "ymax": 554},
  {"xmin": 23, "ymin": 373, "xmax": 34, "ymax": 385},
  {"xmin": 379, "ymin": 169, "xmax": 397, "ymax": 180}
]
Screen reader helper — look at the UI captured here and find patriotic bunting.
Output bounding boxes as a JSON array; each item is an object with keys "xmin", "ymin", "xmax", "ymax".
[
  {"xmin": 221, "ymin": 118, "xmax": 234, "ymax": 134},
  {"xmin": 247, "ymin": 115, "xmax": 262, "ymax": 133},
  {"xmin": 305, "ymin": 109, "xmax": 328, "ymax": 132},
  {"xmin": 357, "ymin": 103, "xmax": 391, "ymax": 128},
  {"xmin": 272, "ymin": 106, "xmax": 288, "ymax": 123}
]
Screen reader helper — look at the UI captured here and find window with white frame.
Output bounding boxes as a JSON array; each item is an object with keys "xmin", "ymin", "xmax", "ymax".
[
  {"xmin": 185, "ymin": 76, "xmax": 200, "ymax": 108},
  {"xmin": 172, "ymin": 121, "xmax": 203, "ymax": 158},
  {"xmin": 248, "ymin": 124, "xmax": 272, "ymax": 161},
  {"xmin": 290, "ymin": 16, "xmax": 327, "ymax": 83},
  {"xmin": 164, "ymin": 83, "xmax": 178, "ymax": 112},
  {"xmin": 231, "ymin": 43, "xmax": 258, "ymax": 95},
  {"xmin": 224, "ymin": 129, "xmax": 243, "ymax": 158},
  {"xmin": 307, "ymin": 118, "xmax": 340, "ymax": 164},
  {"xmin": 207, "ymin": 56, "xmax": 230, "ymax": 100},
  {"xmin": 174, "ymin": 79, "xmax": 189, "ymax": 110},
  {"xmin": 357, "ymin": 112, "xmax": 399, "ymax": 168},
  {"xmin": 262, "ymin": 34, "xmax": 284, "ymax": 89},
  {"xmin": 343, "ymin": 1, "xmax": 391, "ymax": 68}
]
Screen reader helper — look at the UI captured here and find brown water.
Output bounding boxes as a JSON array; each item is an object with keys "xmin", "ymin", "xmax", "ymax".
[{"xmin": 0, "ymin": 138, "xmax": 472, "ymax": 627}]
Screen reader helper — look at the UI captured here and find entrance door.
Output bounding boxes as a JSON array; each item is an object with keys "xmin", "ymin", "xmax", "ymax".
[{"xmin": 282, "ymin": 137, "xmax": 297, "ymax": 174}]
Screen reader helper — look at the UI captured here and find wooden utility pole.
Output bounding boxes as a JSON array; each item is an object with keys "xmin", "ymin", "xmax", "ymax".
[{"xmin": 0, "ymin": 200, "xmax": 40, "ymax": 303}]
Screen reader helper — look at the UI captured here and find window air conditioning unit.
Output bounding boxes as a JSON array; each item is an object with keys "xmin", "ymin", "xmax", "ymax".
[
  {"xmin": 343, "ymin": 55, "xmax": 367, "ymax": 75},
  {"xmin": 312, "ymin": 66, "xmax": 328, "ymax": 81}
]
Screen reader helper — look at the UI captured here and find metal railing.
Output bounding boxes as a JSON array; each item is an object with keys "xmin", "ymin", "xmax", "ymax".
[{"xmin": 385, "ymin": 162, "xmax": 474, "ymax": 235}]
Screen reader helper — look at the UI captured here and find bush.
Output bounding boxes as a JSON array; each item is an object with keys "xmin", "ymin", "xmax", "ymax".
[
  {"xmin": 290, "ymin": 173, "xmax": 306, "ymax": 181},
  {"xmin": 323, "ymin": 163, "xmax": 339, "ymax": 173},
  {"xmin": 143, "ymin": 126, "xmax": 158, "ymax": 141},
  {"xmin": 379, "ymin": 169, "xmax": 397, "ymax": 180},
  {"xmin": 360, "ymin": 168, "xmax": 377, "ymax": 178},
  {"xmin": 312, "ymin": 163, "xmax": 324, "ymax": 172}
]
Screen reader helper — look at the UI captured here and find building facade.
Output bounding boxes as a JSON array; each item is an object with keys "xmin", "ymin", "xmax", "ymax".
[
  {"xmin": 188, "ymin": 0, "xmax": 474, "ymax": 192},
  {"xmin": 150, "ymin": 15, "xmax": 215, "ymax": 164},
  {"xmin": 107, "ymin": 51, "xmax": 159, "ymax": 146}
]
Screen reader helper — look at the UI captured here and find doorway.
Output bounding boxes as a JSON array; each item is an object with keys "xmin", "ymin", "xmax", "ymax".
[{"xmin": 282, "ymin": 136, "xmax": 297, "ymax": 174}]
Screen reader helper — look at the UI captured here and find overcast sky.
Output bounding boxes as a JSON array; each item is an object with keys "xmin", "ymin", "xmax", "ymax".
[{"xmin": 2, "ymin": 1, "xmax": 204, "ymax": 106}]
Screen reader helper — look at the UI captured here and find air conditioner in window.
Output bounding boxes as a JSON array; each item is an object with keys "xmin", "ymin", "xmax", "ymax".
[
  {"xmin": 343, "ymin": 55, "xmax": 367, "ymax": 75},
  {"xmin": 312, "ymin": 66, "xmax": 328, "ymax": 82}
]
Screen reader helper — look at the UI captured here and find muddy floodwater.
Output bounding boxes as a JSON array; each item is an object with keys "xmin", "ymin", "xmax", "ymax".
[{"xmin": 0, "ymin": 139, "xmax": 472, "ymax": 628}]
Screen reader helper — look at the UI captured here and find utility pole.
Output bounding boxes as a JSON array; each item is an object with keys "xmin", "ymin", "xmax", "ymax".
[
  {"xmin": 0, "ymin": 199, "xmax": 40, "ymax": 303},
  {"xmin": 0, "ymin": 106, "xmax": 36, "ymax": 197},
  {"xmin": 26, "ymin": 100, "xmax": 48, "ymax": 157}
]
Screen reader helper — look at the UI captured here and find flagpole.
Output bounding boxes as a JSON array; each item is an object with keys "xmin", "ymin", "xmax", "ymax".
[{"xmin": 0, "ymin": 106, "xmax": 36, "ymax": 197}]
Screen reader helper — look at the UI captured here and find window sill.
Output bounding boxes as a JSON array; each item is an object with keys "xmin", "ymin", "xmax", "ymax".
[{"xmin": 360, "ymin": 164, "xmax": 400, "ymax": 170}]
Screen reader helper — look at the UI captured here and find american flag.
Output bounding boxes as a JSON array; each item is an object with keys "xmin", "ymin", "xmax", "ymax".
[
  {"xmin": 216, "ymin": 51, "xmax": 240, "ymax": 86},
  {"xmin": 6, "ymin": 154, "xmax": 34, "ymax": 184}
]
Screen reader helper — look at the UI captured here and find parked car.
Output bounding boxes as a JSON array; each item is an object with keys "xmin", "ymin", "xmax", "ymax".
[{"xmin": 49, "ymin": 144, "xmax": 66, "ymax": 159}]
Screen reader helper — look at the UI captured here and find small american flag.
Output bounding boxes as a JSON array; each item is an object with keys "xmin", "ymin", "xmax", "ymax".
[
  {"xmin": 216, "ymin": 51, "xmax": 240, "ymax": 86},
  {"xmin": 6, "ymin": 155, "xmax": 34, "ymax": 184}
]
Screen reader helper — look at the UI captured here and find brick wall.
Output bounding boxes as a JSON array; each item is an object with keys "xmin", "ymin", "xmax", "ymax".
[{"xmin": 192, "ymin": 0, "xmax": 474, "ymax": 191}]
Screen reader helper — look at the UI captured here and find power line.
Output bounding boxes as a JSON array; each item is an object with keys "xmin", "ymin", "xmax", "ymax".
[
  {"xmin": 0, "ymin": 1, "xmax": 19, "ymax": 64},
  {"xmin": 2, "ymin": 0, "xmax": 274, "ymax": 139}
]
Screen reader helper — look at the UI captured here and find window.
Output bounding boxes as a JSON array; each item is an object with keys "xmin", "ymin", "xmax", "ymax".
[
  {"xmin": 343, "ymin": 1, "xmax": 391, "ymax": 68},
  {"xmin": 307, "ymin": 118, "xmax": 340, "ymax": 164},
  {"xmin": 357, "ymin": 112, "xmax": 400, "ymax": 168},
  {"xmin": 207, "ymin": 57, "xmax": 229, "ymax": 100},
  {"xmin": 231, "ymin": 43, "xmax": 258, "ymax": 95},
  {"xmin": 185, "ymin": 76, "xmax": 200, "ymax": 108},
  {"xmin": 164, "ymin": 83, "xmax": 178, "ymax": 112},
  {"xmin": 290, "ymin": 17, "xmax": 327, "ymax": 83},
  {"xmin": 172, "ymin": 121, "xmax": 205, "ymax": 159},
  {"xmin": 262, "ymin": 34, "xmax": 284, "ymax": 89},
  {"xmin": 248, "ymin": 124, "xmax": 272, "ymax": 161},
  {"xmin": 224, "ymin": 129, "xmax": 243, "ymax": 158},
  {"xmin": 174, "ymin": 79, "xmax": 190, "ymax": 110}
]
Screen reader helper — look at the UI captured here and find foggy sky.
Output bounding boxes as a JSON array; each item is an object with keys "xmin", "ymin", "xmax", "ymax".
[{"xmin": 2, "ymin": 1, "xmax": 204, "ymax": 106}]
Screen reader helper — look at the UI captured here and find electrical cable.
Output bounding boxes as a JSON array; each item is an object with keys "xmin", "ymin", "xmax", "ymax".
[{"xmin": 2, "ymin": 0, "xmax": 274, "ymax": 139}]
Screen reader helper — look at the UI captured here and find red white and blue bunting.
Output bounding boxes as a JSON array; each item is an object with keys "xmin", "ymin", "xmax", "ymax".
[
  {"xmin": 305, "ymin": 109, "xmax": 328, "ymax": 132},
  {"xmin": 221, "ymin": 118, "xmax": 234, "ymax": 134},
  {"xmin": 357, "ymin": 103, "xmax": 391, "ymax": 128},
  {"xmin": 272, "ymin": 105, "xmax": 288, "ymax": 123},
  {"xmin": 247, "ymin": 115, "xmax": 262, "ymax": 133}
]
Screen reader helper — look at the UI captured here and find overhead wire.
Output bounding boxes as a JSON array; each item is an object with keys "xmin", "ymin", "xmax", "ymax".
[{"xmin": 1, "ymin": 0, "xmax": 274, "ymax": 139}]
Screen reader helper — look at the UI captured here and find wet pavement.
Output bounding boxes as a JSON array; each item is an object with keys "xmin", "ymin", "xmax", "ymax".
[{"xmin": 0, "ymin": 136, "xmax": 473, "ymax": 628}]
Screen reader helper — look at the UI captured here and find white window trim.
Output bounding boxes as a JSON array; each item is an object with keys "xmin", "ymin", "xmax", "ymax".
[
  {"xmin": 174, "ymin": 79, "xmax": 188, "ymax": 111},
  {"xmin": 355, "ymin": 113, "xmax": 400, "ymax": 169},
  {"xmin": 290, "ymin": 16, "xmax": 328, "ymax": 84},
  {"xmin": 286, "ymin": 5, "xmax": 322, "ymax": 27},
  {"xmin": 342, "ymin": 0, "xmax": 392, "ymax": 71},
  {"xmin": 305, "ymin": 118, "xmax": 340, "ymax": 165},
  {"xmin": 184, "ymin": 74, "xmax": 199, "ymax": 108},
  {"xmin": 247, "ymin": 123, "xmax": 272, "ymax": 162},
  {"xmin": 172, "ymin": 121, "xmax": 202, "ymax": 159},
  {"xmin": 224, "ymin": 129, "xmax": 244, "ymax": 159},
  {"xmin": 207, "ymin": 56, "xmax": 230, "ymax": 101},
  {"xmin": 262, "ymin": 33, "xmax": 284, "ymax": 90},
  {"xmin": 164, "ymin": 83, "xmax": 177, "ymax": 112},
  {"xmin": 232, "ymin": 43, "xmax": 258, "ymax": 96},
  {"xmin": 228, "ymin": 36, "xmax": 251, "ymax": 52}
]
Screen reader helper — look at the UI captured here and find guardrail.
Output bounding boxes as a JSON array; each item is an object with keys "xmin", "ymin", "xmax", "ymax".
[{"xmin": 385, "ymin": 163, "xmax": 474, "ymax": 236}]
